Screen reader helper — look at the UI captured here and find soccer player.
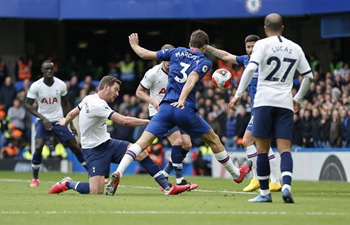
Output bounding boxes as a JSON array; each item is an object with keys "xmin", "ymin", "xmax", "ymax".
[
  {"xmin": 206, "ymin": 35, "xmax": 282, "ymax": 192},
  {"xmin": 136, "ymin": 43, "xmax": 198, "ymax": 190},
  {"xmin": 106, "ymin": 30, "xmax": 251, "ymax": 196},
  {"xmin": 230, "ymin": 13, "xmax": 313, "ymax": 203},
  {"xmin": 25, "ymin": 60, "xmax": 87, "ymax": 187},
  {"xmin": 49, "ymin": 75, "xmax": 189, "ymax": 195}
]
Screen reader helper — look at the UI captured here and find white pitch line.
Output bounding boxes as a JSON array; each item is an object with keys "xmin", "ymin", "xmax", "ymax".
[
  {"xmin": 0, "ymin": 178, "xmax": 255, "ymax": 195},
  {"xmin": 0, "ymin": 210, "xmax": 348, "ymax": 216}
]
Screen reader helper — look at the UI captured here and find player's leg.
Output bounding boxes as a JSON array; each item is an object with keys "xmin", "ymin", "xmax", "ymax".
[
  {"xmin": 30, "ymin": 120, "xmax": 48, "ymax": 187},
  {"xmin": 248, "ymin": 137, "xmax": 272, "ymax": 203},
  {"xmin": 53, "ymin": 124, "xmax": 87, "ymax": 170},
  {"xmin": 268, "ymin": 147, "xmax": 282, "ymax": 191},
  {"xmin": 242, "ymin": 128, "xmax": 260, "ymax": 192},
  {"xmin": 114, "ymin": 131, "xmax": 156, "ymax": 176},
  {"xmin": 201, "ymin": 129, "xmax": 250, "ymax": 183},
  {"xmin": 275, "ymin": 108, "xmax": 294, "ymax": 203},
  {"xmin": 30, "ymin": 138, "xmax": 45, "ymax": 187},
  {"xmin": 136, "ymin": 150, "xmax": 175, "ymax": 191},
  {"xmin": 163, "ymin": 129, "xmax": 183, "ymax": 178},
  {"xmin": 248, "ymin": 106, "xmax": 273, "ymax": 202}
]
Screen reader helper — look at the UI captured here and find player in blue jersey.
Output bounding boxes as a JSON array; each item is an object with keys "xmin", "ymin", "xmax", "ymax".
[
  {"xmin": 105, "ymin": 30, "xmax": 251, "ymax": 196},
  {"xmin": 206, "ymin": 35, "xmax": 282, "ymax": 192},
  {"xmin": 230, "ymin": 13, "xmax": 313, "ymax": 203},
  {"xmin": 136, "ymin": 44, "xmax": 198, "ymax": 190}
]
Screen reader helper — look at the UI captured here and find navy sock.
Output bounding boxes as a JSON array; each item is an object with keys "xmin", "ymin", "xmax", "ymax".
[
  {"xmin": 171, "ymin": 145, "xmax": 183, "ymax": 180},
  {"xmin": 141, "ymin": 156, "xmax": 169, "ymax": 188},
  {"xmin": 181, "ymin": 148, "xmax": 188, "ymax": 159},
  {"xmin": 32, "ymin": 152, "xmax": 42, "ymax": 179},
  {"xmin": 163, "ymin": 162, "xmax": 173, "ymax": 175},
  {"xmin": 280, "ymin": 151, "xmax": 293, "ymax": 186},
  {"xmin": 257, "ymin": 153, "xmax": 270, "ymax": 190},
  {"xmin": 67, "ymin": 181, "xmax": 90, "ymax": 194}
]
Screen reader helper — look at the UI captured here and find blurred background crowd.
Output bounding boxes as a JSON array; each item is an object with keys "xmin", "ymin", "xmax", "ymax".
[{"xmin": 1, "ymin": 49, "xmax": 350, "ymax": 165}]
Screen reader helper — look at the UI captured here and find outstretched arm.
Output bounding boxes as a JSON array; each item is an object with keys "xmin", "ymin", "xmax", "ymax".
[
  {"xmin": 129, "ymin": 33, "xmax": 158, "ymax": 60},
  {"xmin": 110, "ymin": 112, "xmax": 149, "ymax": 127},
  {"xmin": 206, "ymin": 45, "xmax": 238, "ymax": 65}
]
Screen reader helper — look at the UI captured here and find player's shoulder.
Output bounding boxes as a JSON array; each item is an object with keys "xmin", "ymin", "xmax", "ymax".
[{"xmin": 29, "ymin": 78, "xmax": 42, "ymax": 89}]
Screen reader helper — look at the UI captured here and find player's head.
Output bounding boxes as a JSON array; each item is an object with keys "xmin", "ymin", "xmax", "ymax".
[
  {"xmin": 41, "ymin": 60, "xmax": 55, "ymax": 78},
  {"xmin": 189, "ymin": 29, "xmax": 209, "ymax": 52},
  {"xmin": 161, "ymin": 44, "xmax": 175, "ymax": 73},
  {"xmin": 264, "ymin": 13, "xmax": 284, "ymax": 36},
  {"xmin": 244, "ymin": 35, "xmax": 260, "ymax": 56},
  {"xmin": 99, "ymin": 75, "xmax": 122, "ymax": 102}
]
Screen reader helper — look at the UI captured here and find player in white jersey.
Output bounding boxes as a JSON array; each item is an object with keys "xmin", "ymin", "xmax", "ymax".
[
  {"xmin": 136, "ymin": 44, "xmax": 198, "ymax": 190},
  {"xmin": 207, "ymin": 35, "xmax": 282, "ymax": 192},
  {"xmin": 49, "ymin": 76, "xmax": 189, "ymax": 195},
  {"xmin": 230, "ymin": 13, "xmax": 313, "ymax": 203},
  {"xmin": 25, "ymin": 60, "xmax": 87, "ymax": 188}
]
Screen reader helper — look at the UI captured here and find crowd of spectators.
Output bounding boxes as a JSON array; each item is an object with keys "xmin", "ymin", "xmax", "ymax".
[{"xmin": 1, "ymin": 51, "xmax": 350, "ymax": 160}]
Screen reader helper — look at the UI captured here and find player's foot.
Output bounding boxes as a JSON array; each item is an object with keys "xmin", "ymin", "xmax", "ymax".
[
  {"xmin": 105, "ymin": 172, "xmax": 121, "ymax": 196},
  {"xmin": 163, "ymin": 183, "xmax": 190, "ymax": 195},
  {"xmin": 29, "ymin": 179, "xmax": 39, "ymax": 187},
  {"xmin": 234, "ymin": 161, "xmax": 252, "ymax": 183},
  {"xmin": 269, "ymin": 182, "xmax": 282, "ymax": 192},
  {"xmin": 282, "ymin": 188, "xmax": 294, "ymax": 203},
  {"xmin": 243, "ymin": 178, "xmax": 260, "ymax": 192},
  {"xmin": 48, "ymin": 177, "xmax": 72, "ymax": 194},
  {"xmin": 248, "ymin": 193, "xmax": 272, "ymax": 203},
  {"xmin": 178, "ymin": 179, "xmax": 199, "ymax": 191}
]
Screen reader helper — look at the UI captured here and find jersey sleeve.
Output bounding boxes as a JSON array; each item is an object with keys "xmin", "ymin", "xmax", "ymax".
[
  {"xmin": 140, "ymin": 67, "xmax": 156, "ymax": 90},
  {"xmin": 296, "ymin": 48, "xmax": 313, "ymax": 77},
  {"xmin": 249, "ymin": 41, "xmax": 264, "ymax": 66},
  {"xmin": 26, "ymin": 82, "xmax": 38, "ymax": 99},
  {"xmin": 235, "ymin": 55, "xmax": 245, "ymax": 66},
  {"xmin": 156, "ymin": 48, "xmax": 175, "ymax": 61},
  {"xmin": 91, "ymin": 101, "xmax": 114, "ymax": 119},
  {"xmin": 60, "ymin": 81, "xmax": 68, "ymax": 97},
  {"xmin": 193, "ymin": 58, "xmax": 211, "ymax": 79}
]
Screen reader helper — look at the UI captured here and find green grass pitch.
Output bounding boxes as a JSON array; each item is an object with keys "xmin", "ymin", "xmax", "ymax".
[{"xmin": 0, "ymin": 171, "xmax": 349, "ymax": 225}]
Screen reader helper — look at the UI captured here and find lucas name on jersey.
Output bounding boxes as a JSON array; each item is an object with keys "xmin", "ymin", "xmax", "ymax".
[{"xmin": 271, "ymin": 45, "xmax": 293, "ymax": 54}]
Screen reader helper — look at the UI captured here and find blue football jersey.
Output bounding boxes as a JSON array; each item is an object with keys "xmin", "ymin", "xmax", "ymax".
[{"xmin": 157, "ymin": 47, "xmax": 212, "ymax": 110}]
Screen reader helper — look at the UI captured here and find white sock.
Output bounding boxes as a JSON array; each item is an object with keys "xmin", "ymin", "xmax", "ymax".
[
  {"xmin": 116, "ymin": 144, "xmax": 142, "ymax": 175},
  {"xmin": 214, "ymin": 150, "xmax": 240, "ymax": 178},
  {"xmin": 246, "ymin": 145, "xmax": 258, "ymax": 179},
  {"xmin": 268, "ymin": 147, "xmax": 280, "ymax": 184}
]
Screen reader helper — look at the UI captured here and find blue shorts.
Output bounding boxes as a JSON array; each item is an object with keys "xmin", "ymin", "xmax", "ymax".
[
  {"xmin": 146, "ymin": 103, "xmax": 210, "ymax": 139},
  {"xmin": 82, "ymin": 139, "xmax": 130, "ymax": 178},
  {"xmin": 252, "ymin": 106, "xmax": 293, "ymax": 140},
  {"xmin": 246, "ymin": 116, "xmax": 254, "ymax": 131},
  {"xmin": 149, "ymin": 115, "xmax": 186, "ymax": 137},
  {"xmin": 35, "ymin": 120, "xmax": 74, "ymax": 143}
]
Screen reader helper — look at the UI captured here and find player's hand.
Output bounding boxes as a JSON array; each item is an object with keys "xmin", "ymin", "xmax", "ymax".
[
  {"xmin": 150, "ymin": 99, "xmax": 160, "ymax": 111},
  {"xmin": 171, "ymin": 100, "xmax": 185, "ymax": 110},
  {"xmin": 229, "ymin": 97, "xmax": 240, "ymax": 111},
  {"xmin": 56, "ymin": 118, "xmax": 67, "ymax": 126},
  {"xmin": 43, "ymin": 118, "xmax": 53, "ymax": 130},
  {"xmin": 129, "ymin": 33, "xmax": 139, "ymax": 46},
  {"xmin": 293, "ymin": 100, "xmax": 300, "ymax": 114}
]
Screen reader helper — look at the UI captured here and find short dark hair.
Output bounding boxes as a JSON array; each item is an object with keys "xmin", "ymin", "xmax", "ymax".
[
  {"xmin": 99, "ymin": 75, "xmax": 121, "ymax": 90},
  {"xmin": 245, "ymin": 35, "xmax": 260, "ymax": 43},
  {"xmin": 41, "ymin": 60, "xmax": 54, "ymax": 68},
  {"xmin": 189, "ymin": 29, "xmax": 209, "ymax": 48}
]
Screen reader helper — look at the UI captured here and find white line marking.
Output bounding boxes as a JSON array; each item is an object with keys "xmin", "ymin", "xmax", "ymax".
[{"xmin": 0, "ymin": 210, "xmax": 348, "ymax": 216}]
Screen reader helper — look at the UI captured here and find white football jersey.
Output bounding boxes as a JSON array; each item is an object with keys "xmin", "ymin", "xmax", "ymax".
[
  {"xmin": 250, "ymin": 35, "xmax": 313, "ymax": 111},
  {"xmin": 27, "ymin": 77, "xmax": 67, "ymax": 122},
  {"xmin": 139, "ymin": 63, "xmax": 168, "ymax": 116},
  {"xmin": 78, "ymin": 94, "xmax": 113, "ymax": 149}
]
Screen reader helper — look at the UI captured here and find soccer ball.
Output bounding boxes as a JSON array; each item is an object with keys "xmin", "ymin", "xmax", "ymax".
[{"xmin": 211, "ymin": 68, "xmax": 232, "ymax": 89}]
